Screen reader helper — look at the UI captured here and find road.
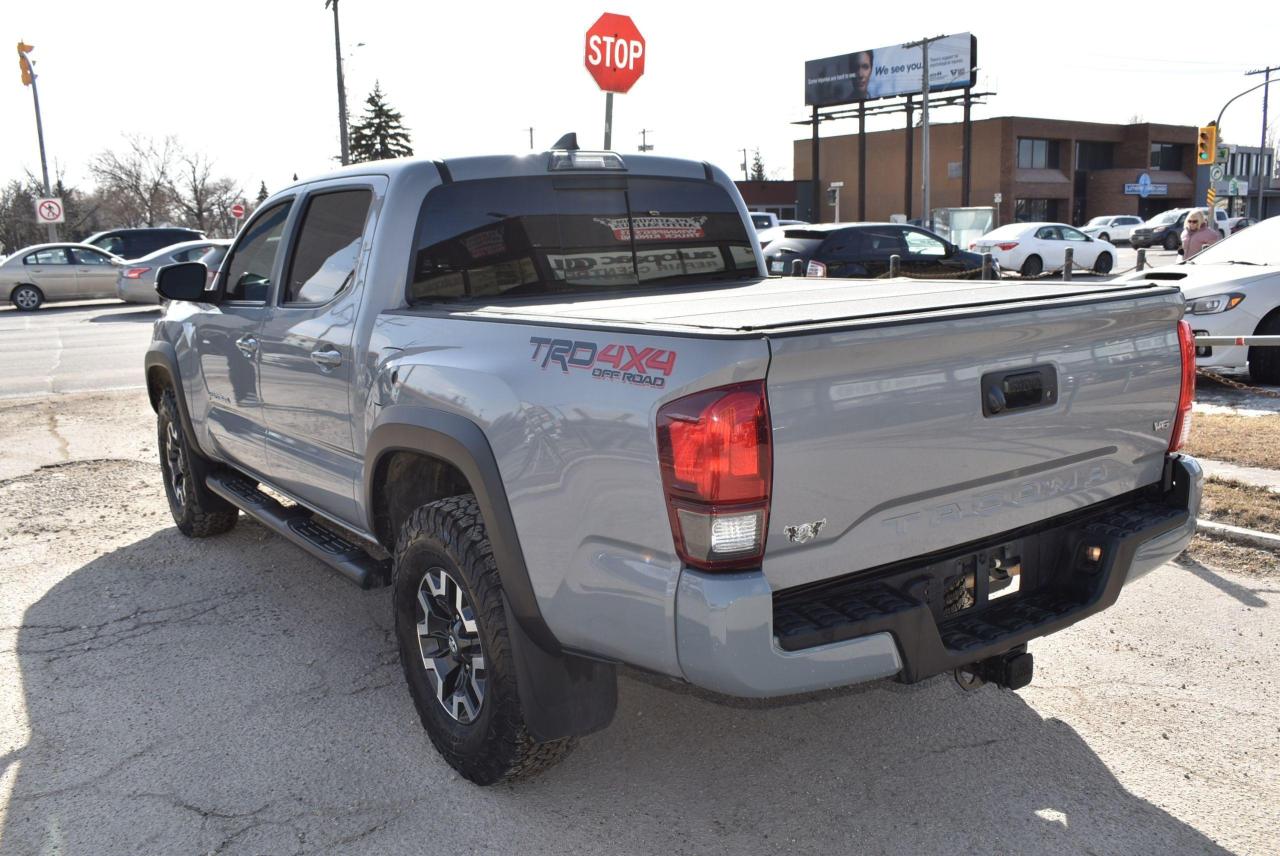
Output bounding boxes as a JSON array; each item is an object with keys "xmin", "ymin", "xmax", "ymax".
[{"xmin": 0, "ymin": 301, "xmax": 155, "ymax": 399}]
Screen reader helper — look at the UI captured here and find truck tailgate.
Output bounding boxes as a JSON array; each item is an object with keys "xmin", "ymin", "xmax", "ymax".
[{"xmin": 763, "ymin": 290, "xmax": 1184, "ymax": 592}]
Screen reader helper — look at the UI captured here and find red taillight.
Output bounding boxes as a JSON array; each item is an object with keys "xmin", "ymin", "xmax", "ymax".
[
  {"xmin": 124, "ymin": 267, "xmax": 151, "ymax": 279},
  {"xmin": 995, "ymin": 241, "xmax": 1019, "ymax": 252},
  {"xmin": 1169, "ymin": 319, "xmax": 1195, "ymax": 452},
  {"xmin": 657, "ymin": 381, "xmax": 772, "ymax": 571},
  {"xmin": 805, "ymin": 259, "xmax": 827, "ymax": 277}
]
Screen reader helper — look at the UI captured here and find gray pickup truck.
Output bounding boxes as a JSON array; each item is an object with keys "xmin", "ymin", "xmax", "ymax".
[{"xmin": 145, "ymin": 138, "xmax": 1202, "ymax": 784}]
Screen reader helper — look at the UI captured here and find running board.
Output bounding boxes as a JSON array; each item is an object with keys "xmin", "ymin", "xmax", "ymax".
[{"xmin": 206, "ymin": 472, "xmax": 389, "ymax": 589}]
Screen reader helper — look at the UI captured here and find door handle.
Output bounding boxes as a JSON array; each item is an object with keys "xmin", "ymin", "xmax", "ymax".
[
  {"xmin": 235, "ymin": 335, "xmax": 258, "ymax": 358},
  {"xmin": 310, "ymin": 347, "xmax": 343, "ymax": 369}
]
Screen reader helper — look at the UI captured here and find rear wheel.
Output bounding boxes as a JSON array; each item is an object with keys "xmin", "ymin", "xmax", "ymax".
[
  {"xmin": 1020, "ymin": 255, "xmax": 1043, "ymax": 278},
  {"xmin": 1249, "ymin": 312, "xmax": 1280, "ymax": 385},
  {"xmin": 10, "ymin": 284, "xmax": 42, "ymax": 311},
  {"xmin": 393, "ymin": 495, "xmax": 574, "ymax": 785},
  {"xmin": 1163, "ymin": 233, "xmax": 1179, "ymax": 251},
  {"xmin": 1092, "ymin": 252, "xmax": 1113, "ymax": 274}
]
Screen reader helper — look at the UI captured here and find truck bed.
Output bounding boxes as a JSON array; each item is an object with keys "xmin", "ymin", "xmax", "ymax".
[{"xmin": 431, "ymin": 277, "xmax": 1181, "ymax": 336}]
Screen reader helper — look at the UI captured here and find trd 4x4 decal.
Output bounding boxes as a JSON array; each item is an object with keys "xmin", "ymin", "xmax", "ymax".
[{"xmin": 529, "ymin": 337, "xmax": 676, "ymax": 388}]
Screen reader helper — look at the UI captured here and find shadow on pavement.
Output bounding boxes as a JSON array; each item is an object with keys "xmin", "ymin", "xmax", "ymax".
[
  {"xmin": 88, "ymin": 308, "xmax": 161, "ymax": 323},
  {"xmin": 3, "ymin": 522, "xmax": 1235, "ymax": 856},
  {"xmin": 0, "ymin": 300, "xmax": 128, "ymax": 317},
  {"xmin": 1177, "ymin": 555, "xmax": 1270, "ymax": 608}
]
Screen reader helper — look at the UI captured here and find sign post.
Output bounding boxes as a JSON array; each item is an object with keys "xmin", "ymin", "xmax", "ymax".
[
  {"xmin": 17, "ymin": 42, "xmax": 57, "ymax": 242},
  {"xmin": 584, "ymin": 13, "xmax": 645, "ymax": 151}
]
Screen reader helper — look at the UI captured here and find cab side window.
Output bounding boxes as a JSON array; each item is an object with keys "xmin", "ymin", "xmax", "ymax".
[
  {"xmin": 221, "ymin": 201, "xmax": 292, "ymax": 302},
  {"xmin": 283, "ymin": 189, "xmax": 371, "ymax": 305},
  {"xmin": 902, "ymin": 228, "xmax": 947, "ymax": 256},
  {"xmin": 71, "ymin": 248, "xmax": 112, "ymax": 265},
  {"xmin": 24, "ymin": 249, "xmax": 69, "ymax": 265}
]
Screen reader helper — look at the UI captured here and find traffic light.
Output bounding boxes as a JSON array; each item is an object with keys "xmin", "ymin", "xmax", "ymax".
[
  {"xmin": 16, "ymin": 42, "xmax": 33, "ymax": 87},
  {"xmin": 1197, "ymin": 124, "xmax": 1217, "ymax": 164}
]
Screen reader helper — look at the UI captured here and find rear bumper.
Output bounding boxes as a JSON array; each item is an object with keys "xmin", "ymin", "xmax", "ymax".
[
  {"xmin": 674, "ymin": 455, "xmax": 1201, "ymax": 697},
  {"xmin": 117, "ymin": 279, "xmax": 160, "ymax": 304}
]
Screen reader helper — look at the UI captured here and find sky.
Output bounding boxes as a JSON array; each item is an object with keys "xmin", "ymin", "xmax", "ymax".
[{"xmin": 4, "ymin": 0, "xmax": 1279, "ymax": 202}]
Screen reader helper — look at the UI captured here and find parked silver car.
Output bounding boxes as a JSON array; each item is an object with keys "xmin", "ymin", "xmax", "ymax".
[
  {"xmin": 117, "ymin": 240, "xmax": 231, "ymax": 304},
  {"xmin": 0, "ymin": 243, "xmax": 123, "ymax": 310}
]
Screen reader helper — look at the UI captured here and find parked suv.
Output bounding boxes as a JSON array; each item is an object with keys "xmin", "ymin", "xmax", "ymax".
[
  {"xmin": 1081, "ymin": 215, "xmax": 1143, "ymax": 244},
  {"xmin": 763, "ymin": 222, "xmax": 987, "ymax": 278},
  {"xmin": 1130, "ymin": 208, "xmax": 1228, "ymax": 251},
  {"xmin": 145, "ymin": 143, "xmax": 1201, "ymax": 785},
  {"xmin": 84, "ymin": 227, "xmax": 205, "ymax": 260}
]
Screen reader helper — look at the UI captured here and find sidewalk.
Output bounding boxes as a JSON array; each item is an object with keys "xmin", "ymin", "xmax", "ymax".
[{"xmin": 1198, "ymin": 458, "xmax": 1280, "ymax": 493}]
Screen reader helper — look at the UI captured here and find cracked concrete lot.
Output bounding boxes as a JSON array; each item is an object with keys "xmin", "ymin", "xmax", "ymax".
[{"xmin": 0, "ymin": 386, "xmax": 1278, "ymax": 852}]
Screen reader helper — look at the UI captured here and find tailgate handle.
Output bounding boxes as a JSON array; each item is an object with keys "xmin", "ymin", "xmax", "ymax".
[{"xmin": 982, "ymin": 366, "xmax": 1057, "ymax": 416}]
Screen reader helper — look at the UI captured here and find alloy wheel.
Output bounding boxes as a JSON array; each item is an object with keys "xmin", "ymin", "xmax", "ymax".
[
  {"xmin": 163, "ymin": 420, "xmax": 188, "ymax": 508},
  {"xmin": 415, "ymin": 567, "xmax": 486, "ymax": 724}
]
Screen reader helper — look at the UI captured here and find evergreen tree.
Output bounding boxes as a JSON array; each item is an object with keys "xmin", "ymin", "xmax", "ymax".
[
  {"xmin": 256, "ymin": 181, "xmax": 269, "ymax": 204},
  {"xmin": 349, "ymin": 82, "xmax": 414, "ymax": 162},
  {"xmin": 750, "ymin": 149, "xmax": 766, "ymax": 181}
]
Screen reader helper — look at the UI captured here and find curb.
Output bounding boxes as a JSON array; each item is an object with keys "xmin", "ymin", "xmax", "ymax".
[{"xmin": 1196, "ymin": 518, "xmax": 1280, "ymax": 552}]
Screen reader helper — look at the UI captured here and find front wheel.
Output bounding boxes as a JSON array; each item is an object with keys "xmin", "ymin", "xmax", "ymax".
[
  {"xmin": 1092, "ymin": 252, "xmax": 1113, "ymax": 274},
  {"xmin": 393, "ymin": 495, "xmax": 574, "ymax": 785},
  {"xmin": 1163, "ymin": 233, "xmax": 1179, "ymax": 251},
  {"xmin": 1249, "ymin": 313, "xmax": 1280, "ymax": 385},
  {"xmin": 1020, "ymin": 255, "xmax": 1043, "ymax": 278},
  {"xmin": 10, "ymin": 284, "xmax": 42, "ymax": 311},
  {"xmin": 157, "ymin": 388, "xmax": 238, "ymax": 537},
  {"xmin": 1098, "ymin": 232, "xmax": 1110, "ymax": 243}
]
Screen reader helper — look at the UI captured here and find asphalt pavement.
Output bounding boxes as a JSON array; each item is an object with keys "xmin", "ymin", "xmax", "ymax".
[{"xmin": 0, "ymin": 301, "xmax": 155, "ymax": 399}]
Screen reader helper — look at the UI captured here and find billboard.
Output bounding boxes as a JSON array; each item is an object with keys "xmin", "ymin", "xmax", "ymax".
[{"xmin": 805, "ymin": 34, "xmax": 977, "ymax": 107}]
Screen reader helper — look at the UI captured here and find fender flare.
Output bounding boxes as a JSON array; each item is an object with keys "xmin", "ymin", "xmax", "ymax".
[
  {"xmin": 365, "ymin": 406, "xmax": 617, "ymax": 741},
  {"xmin": 144, "ymin": 340, "xmax": 199, "ymax": 446}
]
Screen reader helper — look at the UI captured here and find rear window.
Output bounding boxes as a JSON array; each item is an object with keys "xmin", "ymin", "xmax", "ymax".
[{"xmin": 407, "ymin": 175, "xmax": 756, "ymax": 303}]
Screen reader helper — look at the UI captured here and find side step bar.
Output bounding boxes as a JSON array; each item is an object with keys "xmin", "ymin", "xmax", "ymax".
[{"xmin": 206, "ymin": 472, "xmax": 390, "ymax": 589}]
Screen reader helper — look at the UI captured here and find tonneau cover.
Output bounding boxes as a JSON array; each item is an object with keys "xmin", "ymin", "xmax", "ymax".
[{"xmin": 435, "ymin": 277, "xmax": 1179, "ymax": 335}]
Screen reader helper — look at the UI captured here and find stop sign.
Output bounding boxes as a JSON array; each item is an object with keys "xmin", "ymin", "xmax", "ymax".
[
  {"xmin": 230, "ymin": 203, "xmax": 245, "ymax": 219},
  {"xmin": 584, "ymin": 13, "xmax": 645, "ymax": 94}
]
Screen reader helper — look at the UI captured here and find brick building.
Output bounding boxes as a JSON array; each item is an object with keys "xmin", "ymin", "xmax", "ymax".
[{"xmin": 782, "ymin": 116, "xmax": 1212, "ymax": 227}]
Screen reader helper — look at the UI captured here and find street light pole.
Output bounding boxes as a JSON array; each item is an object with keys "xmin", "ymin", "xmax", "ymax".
[
  {"xmin": 325, "ymin": 0, "xmax": 350, "ymax": 166},
  {"xmin": 1214, "ymin": 74, "xmax": 1280, "ymax": 219},
  {"xmin": 1246, "ymin": 65, "xmax": 1276, "ymax": 219},
  {"xmin": 17, "ymin": 43, "xmax": 57, "ymax": 242}
]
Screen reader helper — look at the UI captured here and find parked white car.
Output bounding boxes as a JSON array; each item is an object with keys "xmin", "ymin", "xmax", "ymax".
[
  {"xmin": 971, "ymin": 222, "xmax": 1117, "ymax": 278},
  {"xmin": 1081, "ymin": 214, "xmax": 1143, "ymax": 245},
  {"xmin": 1118, "ymin": 215, "xmax": 1280, "ymax": 383}
]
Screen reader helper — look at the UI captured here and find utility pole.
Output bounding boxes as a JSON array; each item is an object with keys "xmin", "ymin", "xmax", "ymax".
[
  {"xmin": 324, "ymin": 0, "xmax": 350, "ymax": 166},
  {"xmin": 526, "ymin": 127, "xmax": 534, "ymax": 150},
  {"xmin": 1246, "ymin": 65, "xmax": 1277, "ymax": 219},
  {"xmin": 740, "ymin": 148, "xmax": 749, "ymax": 181},
  {"xmin": 17, "ymin": 41, "xmax": 56, "ymax": 242},
  {"xmin": 904, "ymin": 34, "xmax": 948, "ymax": 232},
  {"xmin": 638, "ymin": 129, "xmax": 654, "ymax": 152}
]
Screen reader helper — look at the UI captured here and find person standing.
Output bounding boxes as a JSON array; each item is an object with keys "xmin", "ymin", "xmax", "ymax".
[{"xmin": 1181, "ymin": 210, "xmax": 1220, "ymax": 258}]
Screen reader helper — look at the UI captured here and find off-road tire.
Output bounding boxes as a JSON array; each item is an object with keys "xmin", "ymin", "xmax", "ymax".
[
  {"xmin": 393, "ymin": 495, "xmax": 574, "ymax": 785},
  {"xmin": 1249, "ymin": 313, "xmax": 1280, "ymax": 385},
  {"xmin": 10, "ymin": 284, "xmax": 42, "ymax": 311},
  {"xmin": 157, "ymin": 388, "xmax": 238, "ymax": 537},
  {"xmin": 1093, "ymin": 252, "xmax": 1113, "ymax": 274},
  {"xmin": 1020, "ymin": 255, "xmax": 1043, "ymax": 278}
]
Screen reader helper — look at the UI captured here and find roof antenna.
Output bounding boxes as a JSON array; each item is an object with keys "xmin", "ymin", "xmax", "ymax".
[{"xmin": 551, "ymin": 132, "xmax": 579, "ymax": 151}]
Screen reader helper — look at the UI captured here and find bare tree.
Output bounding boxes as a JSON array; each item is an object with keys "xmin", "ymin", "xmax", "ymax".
[
  {"xmin": 171, "ymin": 150, "xmax": 241, "ymax": 234},
  {"xmin": 88, "ymin": 135, "xmax": 179, "ymax": 227}
]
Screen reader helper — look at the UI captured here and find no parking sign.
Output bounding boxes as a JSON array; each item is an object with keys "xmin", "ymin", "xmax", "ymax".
[{"xmin": 35, "ymin": 197, "xmax": 64, "ymax": 225}]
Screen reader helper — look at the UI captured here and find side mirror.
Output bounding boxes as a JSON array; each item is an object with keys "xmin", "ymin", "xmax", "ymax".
[{"xmin": 156, "ymin": 261, "xmax": 215, "ymax": 303}]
